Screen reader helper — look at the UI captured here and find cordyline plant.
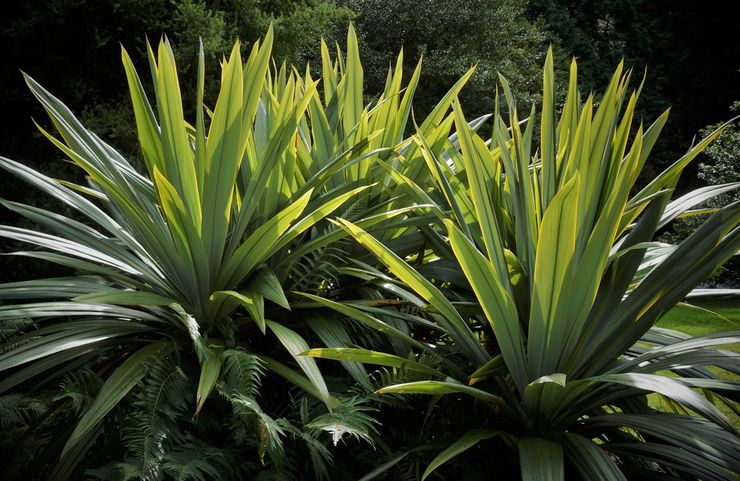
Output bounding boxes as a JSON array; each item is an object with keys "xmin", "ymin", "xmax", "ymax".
[
  {"xmin": 0, "ymin": 25, "xmax": 463, "ymax": 479},
  {"xmin": 0, "ymin": 25, "xmax": 738, "ymax": 481},
  {"xmin": 305, "ymin": 50, "xmax": 740, "ymax": 479}
]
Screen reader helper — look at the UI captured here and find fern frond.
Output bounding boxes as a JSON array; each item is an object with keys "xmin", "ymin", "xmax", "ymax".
[
  {"xmin": 0, "ymin": 393, "xmax": 45, "ymax": 428},
  {"xmin": 162, "ymin": 448, "xmax": 223, "ymax": 481},
  {"xmin": 0, "ymin": 335, "xmax": 39, "ymax": 355},
  {"xmin": 216, "ymin": 348, "xmax": 285, "ymax": 465},
  {"xmin": 112, "ymin": 460, "xmax": 144, "ymax": 481},
  {"xmin": 278, "ymin": 417, "xmax": 333, "ymax": 481},
  {"xmin": 84, "ymin": 462, "xmax": 122, "ymax": 480},
  {"xmin": 306, "ymin": 396, "xmax": 379, "ymax": 447},
  {"xmin": 120, "ymin": 354, "xmax": 191, "ymax": 481},
  {"xmin": 53, "ymin": 368, "xmax": 103, "ymax": 414},
  {"xmin": 0, "ymin": 317, "xmax": 34, "ymax": 341},
  {"xmin": 288, "ymin": 243, "xmax": 348, "ymax": 294},
  {"xmin": 220, "ymin": 348, "xmax": 265, "ymax": 398},
  {"xmin": 220, "ymin": 388, "xmax": 285, "ymax": 463}
]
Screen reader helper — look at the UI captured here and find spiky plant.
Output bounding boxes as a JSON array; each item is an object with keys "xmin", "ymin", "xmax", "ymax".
[
  {"xmin": 0, "ymin": 24, "xmax": 456, "ymax": 478},
  {"xmin": 306, "ymin": 49, "xmax": 740, "ymax": 480}
]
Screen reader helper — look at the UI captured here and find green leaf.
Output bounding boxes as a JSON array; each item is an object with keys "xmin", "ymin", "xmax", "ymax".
[
  {"xmin": 541, "ymin": 46, "xmax": 557, "ymax": 207},
  {"xmin": 72, "ymin": 290, "xmax": 175, "ymax": 306},
  {"xmin": 606, "ymin": 442, "xmax": 736, "ymax": 481},
  {"xmin": 590, "ymin": 373, "xmax": 736, "ymax": 433},
  {"xmin": 210, "ymin": 290, "xmax": 264, "ymax": 333},
  {"xmin": 305, "ymin": 316, "xmax": 373, "ymax": 391},
  {"xmin": 247, "ymin": 266, "xmax": 290, "ymax": 310},
  {"xmin": 343, "ymin": 23, "xmax": 364, "ymax": 141},
  {"xmin": 468, "ymin": 355, "xmax": 506, "ymax": 384},
  {"xmin": 529, "ymin": 174, "xmax": 580, "ymax": 378},
  {"xmin": 452, "ymin": 100, "xmax": 510, "ymax": 287},
  {"xmin": 0, "ymin": 301, "xmax": 159, "ymax": 322},
  {"xmin": 0, "ymin": 320, "xmax": 153, "ymax": 372},
  {"xmin": 201, "ymin": 41, "xmax": 246, "ymax": 271},
  {"xmin": 271, "ymin": 184, "xmax": 373, "ymax": 256},
  {"xmin": 195, "ymin": 343, "xmax": 224, "ymax": 415},
  {"xmin": 583, "ymin": 414, "xmax": 740, "ymax": 472},
  {"xmin": 267, "ymin": 320, "xmax": 330, "ymax": 404},
  {"xmin": 377, "ymin": 380, "xmax": 505, "ymax": 406},
  {"xmin": 518, "ymin": 437, "xmax": 564, "ymax": 481},
  {"xmin": 153, "ymin": 39, "xmax": 201, "ymax": 228},
  {"xmin": 523, "ymin": 373, "xmax": 567, "ymax": 427},
  {"xmin": 0, "ymin": 276, "xmax": 115, "ymax": 300},
  {"xmin": 295, "ymin": 292, "xmax": 432, "ymax": 353},
  {"xmin": 658, "ymin": 182, "xmax": 740, "ymax": 230},
  {"xmin": 303, "ymin": 348, "xmax": 443, "ymax": 377},
  {"xmin": 334, "ymin": 218, "xmax": 488, "ymax": 365},
  {"xmin": 422, "ymin": 430, "xmax": 504, "ymax": 480},
  {"xmin": 220, "ymin": 189, "xmax": 313, "ymax": 289},
  {"xmin": 0, "ymin": 342, "xmax": 116, "ymax": 393},
  {"xmin": 444, "ymin": 219, "xmax": 526, "ymax": 392},
  {"xmin": 62, "ymin": 341, "xmax": 173, "ymax": 457},
  {"xmin": 560, "ymin": 433, "xmax": 627, "ymax": 481},
  {"xmin": 121, "ymin": 46, "xmax": 163, "ymax": 175}
]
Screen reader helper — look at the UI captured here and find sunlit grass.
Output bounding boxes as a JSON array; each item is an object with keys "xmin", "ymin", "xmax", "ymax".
[
  {"xmin": 657, "ymin": 300, "xmax": 740, "ymax": 347},
  {"xmin": 652, "ymin": 299, "xmax": 739, "ymax": 426}
]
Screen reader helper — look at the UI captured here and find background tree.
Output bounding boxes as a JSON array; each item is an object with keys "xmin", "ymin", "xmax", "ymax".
[
  {"xmin": 659, "ymin": 100, "xmax": 740, "ymax": 287},
  {"xmin": 698, "ymin": 103, "xmax": 740, "ymax": 287},
  {"xmin": 344, "ymin": 0, "xmax": 550, "ymax": 118},
  {"xmin": 0, "ymin": 0, "xmax": 353, "ymax": 281},
  {"xmin": 529, "ymin": 0, "xmax": 740, "ymax": 180}
]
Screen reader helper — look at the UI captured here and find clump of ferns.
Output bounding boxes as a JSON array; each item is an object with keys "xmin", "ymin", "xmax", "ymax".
[
  {"xmin": 286, "ymin": 242, "xmax": 348, "ymax": 296},
  {"xmin": 0, "ymin": 392, "xmax": 47, "ymax": 478},
  {"xmin": 54, "ymin": 368, "xmax": 104, "ymax": 415},
  {"xmin": 228, "ymin": 389, "xmax": 380, "ymax": 481},
  {"xmin": 0, "ymin": 392, "xmax": 46, "ymax": 429},
  {"xmin": 0, "ymin": 320, "xmax": 44, "ymax": 450},
  {"xmin": 114, "ymin": 353, "xmax": 193, "ymax": 480},
  {"xmin": 269, "ymin": 397, "xmax": 334, "ymax": 481},
  {"xmin": 217, "ymin": 349, "xmax": 285, "ymax": 466},
  {"xmin": 284, "ymin": 395, "xmax": 380, "ymax": 480},
  {"xmin": 0, "ymin": 317, "xmax": 35, "ymax": 341},
  {"xmin": 1, "ymin": 368, "xmax": 106, "ymax": 478},
  {"xmin": 93, "ymin": 348, "xmax": 275, "ymax": 480},
  {"xmin": 0, "ymin": 318, "xmax": 37, "ymax": 355},
  {"xmin": 282, "ymin": 193, "xmax": 378, "ymax": 298}
]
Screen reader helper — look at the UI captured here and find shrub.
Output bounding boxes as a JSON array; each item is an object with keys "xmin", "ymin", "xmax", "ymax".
[{"xmin": 1, "ymin": 26, "xmax": 738, "ymax": 481}]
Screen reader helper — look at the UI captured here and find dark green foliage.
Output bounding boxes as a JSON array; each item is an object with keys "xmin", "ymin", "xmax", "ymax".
[
  {"xmin": 660, "ymin": 101, "xmax": 740, "ymax": 287},
  {"xmin": 1, "ymin": 3, "xmax": 738, "ymax": 479},
  {"xmin": 104, "ymin": 349, "xmax": 283, "ymax": 481},
  {"xmin": 54, "ymin": 369, "xmax": 104, "ymax": 415},
  {"xmin": 0, "ymin": 344, "xmax": 381, "ymax": 480},
  {"xmin": 0, "ymin": 0, "xmax": 354, "ymax": 283},
  {"xmin": 0, "ymin": 318, "xmax": 34, "ymax": 343},
  {"xmin": 116, "ymin": 355, "xmax": 193, "ymax": 480},
  {"xmin": 287, "ymin": 244, "xmax": 347, "ymax": 294},
  {"xmin": 214, "ymin": 0, "xmax": 354, "ymax": 66},
  {"xmin": 700, "ymin": 101, "xmax": 740, "ymax": 200},
  {"xmin": 0, "ymin": 393, "xmax": 45, "ymax": 428},
  {"xmin": 345, "ymin": 0, "xmax": 548, "ymax": 118},
  {"xmin": 529, "ymin": 0, "xmax": 740, "ymax": 176}
]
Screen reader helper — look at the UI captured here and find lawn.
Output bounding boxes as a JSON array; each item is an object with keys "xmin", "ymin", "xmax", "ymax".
[
  {"xmin": 657, "ymin": 299, "xmax": 740, "ymax": 351},
  {"xmin": 652, "ymin": 299, "xmax": 739, "ymax": 425}
]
